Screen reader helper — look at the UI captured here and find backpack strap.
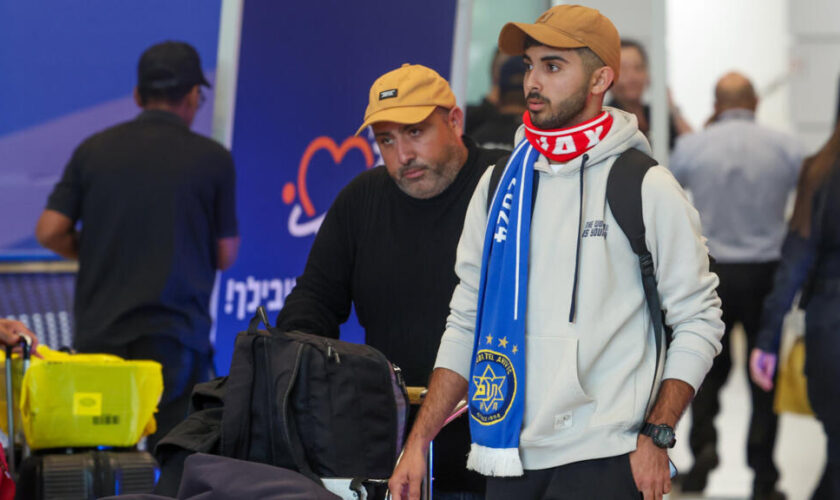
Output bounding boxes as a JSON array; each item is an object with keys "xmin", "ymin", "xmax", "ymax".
[
  {"xmin": 605, "ymin": 148, "xmax": 666, "ymax": 416},
  {"xmin": 485, "ymin": 153, "xmax": 540, "ymax": 215}
]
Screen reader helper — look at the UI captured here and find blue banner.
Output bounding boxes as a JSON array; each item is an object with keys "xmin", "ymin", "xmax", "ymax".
[{"xmin": 215, "ymin": 0, "xmax": 457, "ymax": 373}]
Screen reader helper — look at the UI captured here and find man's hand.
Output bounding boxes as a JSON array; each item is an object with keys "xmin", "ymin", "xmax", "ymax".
[
  {"xmin": 0, "ymin": 319, "xmax": 40, "ymax": 355},
  {"xmin": 388, "ymin": 368, "xmax": 467, "ymax": 500},
  {"xmin": 633, "ymin": 379, "xmax": 693, "ymax": 499},
  {"xmin": 629, "ymin": 434, "xmax": 671, "ymax": 499},
  {"xmin": 749, "ymin": 348, "xmax": 777, "ymax": 392},
  {"xmin": 388, "ymin": 445, "xmax": 427, "ymax": 500}
]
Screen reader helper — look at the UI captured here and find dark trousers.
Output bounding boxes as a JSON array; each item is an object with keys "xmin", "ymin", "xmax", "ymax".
[
  {"xmin": 690, "ymin": 261, "xmax": 780, "ymax": 488},
  {"xmin": 804, "ymin": 293, "xmax": 840, "ymax": 499},
  {"xmin": 812, "ymin": 418, "xmax": 840, "ymax": 500},
  {"xmin": 485, "ymin": 454, "xmax": 638, "ymax": 500},
  {"xmin": 80, "ymin": 336, "xmax": 214, "ymax": 451}
]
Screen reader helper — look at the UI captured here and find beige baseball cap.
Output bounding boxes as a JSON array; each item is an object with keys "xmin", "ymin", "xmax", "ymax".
[
  {"xmin": 356, "ymin": 63, "xmax": 456, "ymax": 136},
  {"xmin": 498, "ymin": 4, "xmax": 621, "ymax": 80}
]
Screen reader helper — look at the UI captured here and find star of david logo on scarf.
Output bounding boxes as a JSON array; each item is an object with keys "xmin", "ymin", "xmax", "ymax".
[{"xmin": 472, "ymin": 365, "xmax": 507, "ymax": 413}]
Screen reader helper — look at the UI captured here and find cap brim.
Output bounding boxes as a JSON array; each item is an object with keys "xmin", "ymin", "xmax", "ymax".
[
  {"xmin": 498, "ymin": 22, "xmax": 586, "ymax": 55},
  {"xmin": 354, "ymin": 105, "xmax": 437, "ymax": 136}
]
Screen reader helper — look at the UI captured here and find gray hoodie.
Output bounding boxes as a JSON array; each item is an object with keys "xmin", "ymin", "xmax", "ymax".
[{"xmin": 435, "ymin": 107, "xmax": 724, "ymax": 471}]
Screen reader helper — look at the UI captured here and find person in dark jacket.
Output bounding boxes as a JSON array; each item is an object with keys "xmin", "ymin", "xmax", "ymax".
[
  {"xmin": 751, "ymin": 122, "xmax": 840, "ymax": 499},
  {"xmin": 35, "ymin": 41, "xmax": 240, "ymax": 450},
  {"xmin": 276, "ymin": 63, "xmax": 508, "ymax": 499},
  {"xmin": 472, "ymin": 56, "xmax": 527, "ymax": 151}
]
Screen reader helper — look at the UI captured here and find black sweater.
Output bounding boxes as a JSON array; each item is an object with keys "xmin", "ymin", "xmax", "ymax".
[{"xmin": 276, "ymin": 137, "xmax": 506, "ymax": 491}]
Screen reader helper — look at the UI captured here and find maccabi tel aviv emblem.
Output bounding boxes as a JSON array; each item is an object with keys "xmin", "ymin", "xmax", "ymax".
[{"xmin": 470, "ymin": 335, "xmax": 518, "ymax": 425}]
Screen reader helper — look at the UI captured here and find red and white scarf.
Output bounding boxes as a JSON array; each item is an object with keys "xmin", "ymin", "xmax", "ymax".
[{"xmin": 523, "ymin": 111, "xmax": 613, "ymax": 163}]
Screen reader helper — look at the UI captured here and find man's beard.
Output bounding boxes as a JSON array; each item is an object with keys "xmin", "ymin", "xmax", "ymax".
[
  {"xmin": 394, "ymin": 143, "xmax": 461, "ymax": 199},
  {"xmin": 527, "ymin": 83, "xmax": 589, "ymax": 130}
]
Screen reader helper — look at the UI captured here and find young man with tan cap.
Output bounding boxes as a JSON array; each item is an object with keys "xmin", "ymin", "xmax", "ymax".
[
  {"xmin": 276, "ymin": 63, "xmax": 507, "ymax": 499},
  {"xmin": 389, "ymin": 5, "xmax": 723, "ymax": 499}
]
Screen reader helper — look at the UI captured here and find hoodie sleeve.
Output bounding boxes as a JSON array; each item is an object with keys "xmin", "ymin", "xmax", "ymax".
[
  {"xmin": 642, "ymin": 166, "xmax": 724, "ymax": 392},
  {"xmin": 433, "ymin": 167, "xmax": 494, "ymax": 382}
]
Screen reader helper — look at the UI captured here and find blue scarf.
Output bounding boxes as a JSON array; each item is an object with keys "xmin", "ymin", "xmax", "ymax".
[{"xmin": 466, "ymin": 139, "xmax": 535, "ymax": 476}]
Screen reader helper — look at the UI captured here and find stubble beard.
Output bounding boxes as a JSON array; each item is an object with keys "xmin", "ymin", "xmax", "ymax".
[
  {"xmin": 396, "ymin": 142, "xmax": 462, "ymax": 199},
  {"xmin": 529, "ymin": 83, "xmax": 590, "ymax": 130}
]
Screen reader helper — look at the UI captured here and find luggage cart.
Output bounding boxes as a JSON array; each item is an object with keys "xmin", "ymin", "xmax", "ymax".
[{"xmin": 4, "ymin": 336, "xmax": 159, "ymax": 499}]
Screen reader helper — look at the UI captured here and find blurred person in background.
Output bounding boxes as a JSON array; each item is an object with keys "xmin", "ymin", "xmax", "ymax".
[
  {"xmin": 609, "ymin": 39, "xmax": 692, "ymax": 149},
  {"xmin": 751, "ymin": 122, "xmax": 840, "ymax": 500},
  {"xmin": 670, "ymin": 71, "xmax": 802, "ymax": 500},
  {"xmin": 35, "ymin": 41, "xmax": 239, "ymax": 450},
  {"xmin": 466, "ymin": 48, "xmax": 511, "ymax": 136},
  {"xmin": 472, "ymin": 56, "xmax": 527, "ymax": 151}
]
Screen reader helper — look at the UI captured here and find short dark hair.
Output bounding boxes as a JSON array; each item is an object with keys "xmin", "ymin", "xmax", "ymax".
[
  {"xmin": 137, "ymin": 84, "xmax": 194, "ymax": 106},
  {"xmin": 620, "ymin": 39, "xmax": 648, "ymax": 67},
  {"xmin": 523, "ymin": 36, "xmax": 605, "ymax": 76}
]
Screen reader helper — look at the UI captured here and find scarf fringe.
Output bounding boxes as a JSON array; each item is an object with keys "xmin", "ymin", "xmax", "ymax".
[{"xmin": 466, "ymin": 443, "xmax": 524, "ymax": 477}]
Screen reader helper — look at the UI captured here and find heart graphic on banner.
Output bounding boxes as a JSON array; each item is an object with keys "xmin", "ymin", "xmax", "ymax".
[{"xmin": 282, "ymin": 136, "xmax": 375, "ymax": 237}]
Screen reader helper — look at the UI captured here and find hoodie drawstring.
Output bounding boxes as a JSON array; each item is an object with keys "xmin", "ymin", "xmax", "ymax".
[{"xmin": 568, "ymin": 153, "xmax": 588, "ymax": 323}]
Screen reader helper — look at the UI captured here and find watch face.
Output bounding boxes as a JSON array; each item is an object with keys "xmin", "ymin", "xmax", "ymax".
[{"xmin": 654, "ymin": 425, "xmax": 675, "ymax": 447}]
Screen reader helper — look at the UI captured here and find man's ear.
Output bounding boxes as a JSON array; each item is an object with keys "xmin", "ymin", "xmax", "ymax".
[
  {"xmin": 590, "ymin": 66, "xmax": 615, "ymax": 96},
  {"xmin": 133, "ymin": 87, "xmax": 143, "ymax": 108},
  {"xmin": 188, "ymin": 85, "xmax": 201, "ymax": 109},
  {"xmin": 448, "ymin": 106, "xmax": 465, "ymax": 135}
]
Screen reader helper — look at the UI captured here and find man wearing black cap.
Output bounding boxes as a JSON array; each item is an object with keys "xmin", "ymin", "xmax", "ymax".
[{"xmin": 35, "ymin": 41, "xmax": 239, "ymax": 449}]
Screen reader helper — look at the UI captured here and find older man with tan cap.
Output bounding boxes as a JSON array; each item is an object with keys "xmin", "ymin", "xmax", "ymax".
[
  {"xmin": 389, "ymin": 5, "xmax": 723, "ymax": 500},
  {"xmin": 277, "ymin": 63, "xmax": 507, "ymax": 499}
]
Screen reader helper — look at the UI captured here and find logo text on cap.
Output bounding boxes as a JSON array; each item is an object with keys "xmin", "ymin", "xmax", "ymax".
[{"xmin": 379, "ymin": 89, "xmax": 398, "ymax": 100}]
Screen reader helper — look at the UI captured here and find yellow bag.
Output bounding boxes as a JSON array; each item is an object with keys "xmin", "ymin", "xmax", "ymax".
[
  {"xmin": 773, "ymin": 338, "xmax": 814, "ymax": 416},
  {"xmin": 1, "ymin": 346, "xmax": 163, "ymax": 449},
  {"xmin": 1, "ymin": 347, "xmax": 124, "ymax": 435}
]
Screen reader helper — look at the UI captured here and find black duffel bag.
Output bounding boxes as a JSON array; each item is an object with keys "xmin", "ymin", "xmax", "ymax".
[{"xmin": 220, "ymin": 307, "xmax": 409, "ymax": 485}]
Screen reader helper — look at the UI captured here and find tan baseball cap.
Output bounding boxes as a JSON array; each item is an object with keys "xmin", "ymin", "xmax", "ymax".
[
  {"xmin": 355, "ymin": 63, "xmax": 456, "ymax": 136},
  {"xmin": 498, "ymin": 4, "xmax": 620, "ymax": 80}
]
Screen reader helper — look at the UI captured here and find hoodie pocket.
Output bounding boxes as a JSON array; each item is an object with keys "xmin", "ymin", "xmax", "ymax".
[{"xmin": 519, "ymin": 337, "xmax": 594, "ymax": 446}]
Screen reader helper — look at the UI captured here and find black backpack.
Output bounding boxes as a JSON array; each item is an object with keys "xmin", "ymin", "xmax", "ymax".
[
  {"xmin": 219, "ymin": 307, "xmax": 410, "ymax": 486},
  {"xmin": 487, "ymin": 148, "xmax": 669, "ymax": 379}
]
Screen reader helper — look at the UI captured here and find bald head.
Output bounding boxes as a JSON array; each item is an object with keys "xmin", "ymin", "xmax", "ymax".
[{"xmin": 714, "ymin": 72, "xmax": 758, "ymax": 113}]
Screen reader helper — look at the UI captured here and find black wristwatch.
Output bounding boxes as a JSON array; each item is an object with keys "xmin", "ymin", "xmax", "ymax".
[{"xmin": 640, "ymin": 423, "xmax": 676, "ymax": 448}]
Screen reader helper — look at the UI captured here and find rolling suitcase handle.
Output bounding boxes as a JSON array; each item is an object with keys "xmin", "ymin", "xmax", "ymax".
[{"xmin": 5, "ymin": 333, "xmax": 31, "ymax": 476}]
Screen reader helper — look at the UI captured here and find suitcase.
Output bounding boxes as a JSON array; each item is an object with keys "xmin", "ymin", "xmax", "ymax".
[{"xmin": 4, "ymin": 337, "xmax": 159, "ymax": 500}]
